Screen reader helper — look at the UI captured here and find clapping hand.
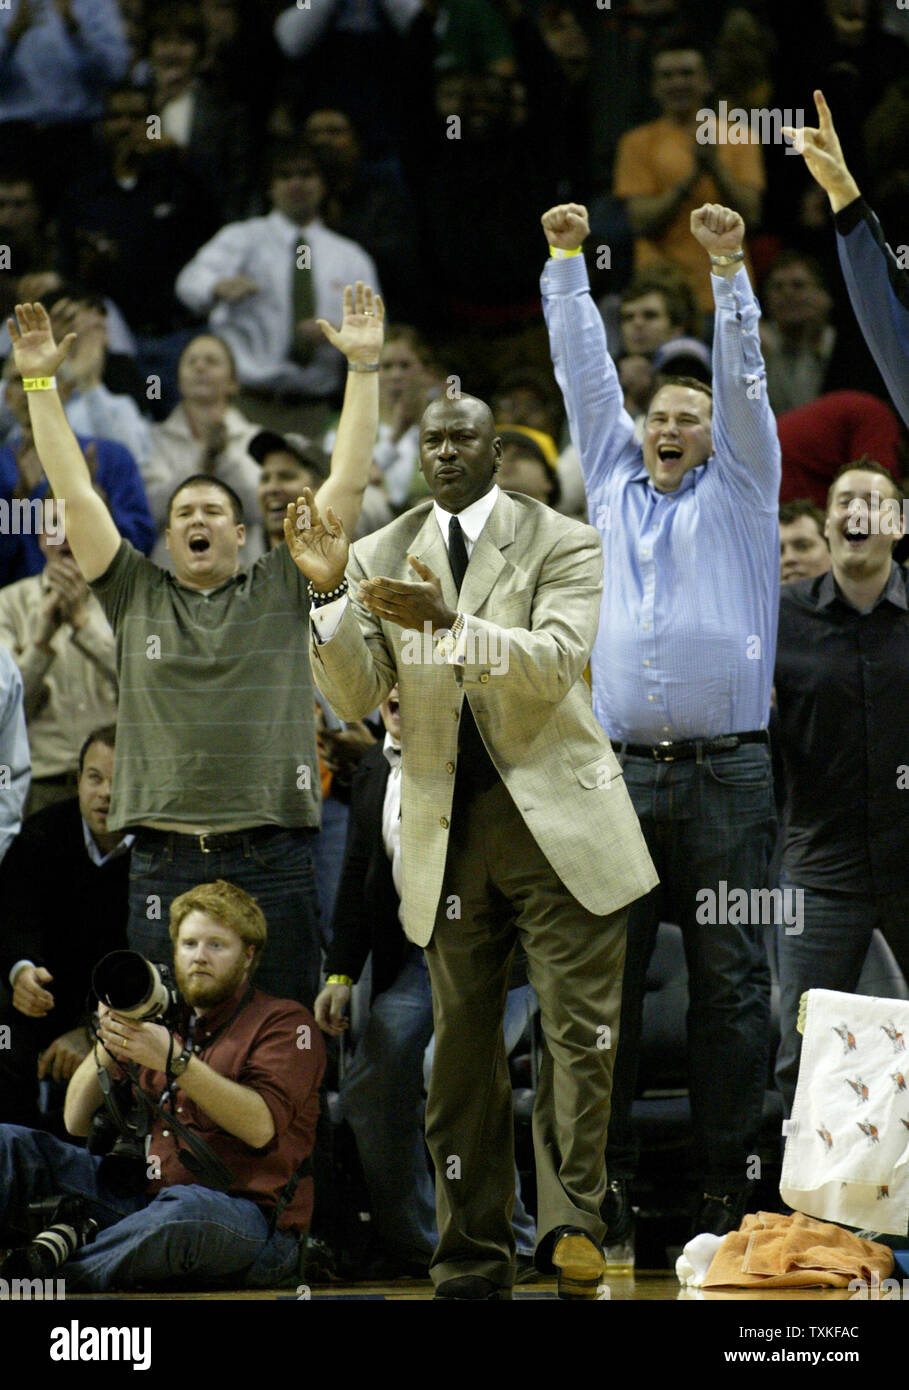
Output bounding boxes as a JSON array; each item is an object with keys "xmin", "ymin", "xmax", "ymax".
[
  {"xmin": 358, "ymin": 555, "xmax": 456, "ymax": 633},
  {"xmin": 284, "ymin": 488, "xmax": 349, "ymax": 591}
]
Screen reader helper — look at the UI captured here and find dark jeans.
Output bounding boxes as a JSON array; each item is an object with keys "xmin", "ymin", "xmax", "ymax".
[
  {"xmin": 0, "ymin": 1125, "xmax": 299, "ymax": 1292},
  {"xmin": 775, "ymin": 880, "xmax": 909, "ymax": 1115},
  {"xmin": 312, "ymin": 794, "xmax": 350, "ymax": 942},
  {"xmin": 607, "ymin": 743, "xmax": 776, "ymax": 1188},
  {"xmin": 126, "ymin": 828, "xmax": 322, "ymax": 1008}
]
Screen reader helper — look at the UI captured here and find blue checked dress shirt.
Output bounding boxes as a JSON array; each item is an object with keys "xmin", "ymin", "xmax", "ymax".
[{"xmin": 542, "ymin": 255, "xmax": 781, "ymax": 743}]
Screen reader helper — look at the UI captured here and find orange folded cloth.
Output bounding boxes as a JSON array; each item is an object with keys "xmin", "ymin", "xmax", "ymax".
[{"xmin": 702, "ymin": 1211, "xmax": 894, "ymax": 1288}]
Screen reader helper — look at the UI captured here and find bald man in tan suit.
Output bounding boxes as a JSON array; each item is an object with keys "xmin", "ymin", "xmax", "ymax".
[{"xmin": 289, "ymin": 392, "xmax": 658, "ymax": 1300}]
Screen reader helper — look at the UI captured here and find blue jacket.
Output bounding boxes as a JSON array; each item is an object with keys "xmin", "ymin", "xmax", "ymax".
[
  {"xmin": 836, "ymin": 197, "xmax": 909, "ymax": 428},
  {"xmin": 0, "ymin": 435, "xmax": 154, "ymax": 587}
]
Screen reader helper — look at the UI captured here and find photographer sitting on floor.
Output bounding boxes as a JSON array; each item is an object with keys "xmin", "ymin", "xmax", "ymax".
[{"xmin": 0, "ymin": 880, "xmax": 325, "ymax": 1291}]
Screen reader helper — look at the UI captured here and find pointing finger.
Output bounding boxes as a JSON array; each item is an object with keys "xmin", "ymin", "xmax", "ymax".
[{"xmin": 815, "ymin": 89, "xmax": 833, "ymax": 134}]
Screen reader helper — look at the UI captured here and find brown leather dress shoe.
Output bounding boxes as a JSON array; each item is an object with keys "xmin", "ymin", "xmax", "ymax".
[{"xmin": 552, "ymin": 1228, "xmax": 607, "ymax": 1300}]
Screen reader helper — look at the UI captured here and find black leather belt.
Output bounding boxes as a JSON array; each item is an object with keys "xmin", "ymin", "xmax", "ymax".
[
  {"xmin": 611, "ymin": 730, "xmax": 769, "ymax": 762},
  {"xmin": 137, "ymin": 824, "xmax": 290, "ymax": 854}
]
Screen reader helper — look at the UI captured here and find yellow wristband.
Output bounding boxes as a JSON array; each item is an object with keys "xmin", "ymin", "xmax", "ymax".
[
  {"xmin": 21, "ymin": 376, "xmax": 57, "ymax": 392},
  {"xmin": 325, "ymin": 974, "xmax": 353, "ymax": 987},
  {"xmin": 549, "ymin": 246, "xmax": 582, "ymax": 259}
]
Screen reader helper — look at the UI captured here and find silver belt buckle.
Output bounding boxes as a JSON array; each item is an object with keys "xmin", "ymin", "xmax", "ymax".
[
  {"xmin": 199, "ymin": 833, "xmax": 213, "ymax": 854},
  {"xmin": 654, "ymin": 741, "xmax": 675, "ymax": 761}
]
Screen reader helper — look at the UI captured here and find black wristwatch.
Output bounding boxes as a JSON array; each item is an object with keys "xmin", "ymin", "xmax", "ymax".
[{"xmin": 169, "ymin": 1043, "xmax": 193, "ymax": 1079}]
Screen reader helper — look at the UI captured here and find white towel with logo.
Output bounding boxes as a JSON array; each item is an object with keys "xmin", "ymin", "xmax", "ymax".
[{"xmin": 780, "ymin": 989, "xmax": 909, "ymax": 1234}]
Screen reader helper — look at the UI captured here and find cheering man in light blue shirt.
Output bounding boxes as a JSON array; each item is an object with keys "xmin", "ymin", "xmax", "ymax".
[{"xmin": 542, "ymin": 201, "xmax": 780, "ymax": 1242}]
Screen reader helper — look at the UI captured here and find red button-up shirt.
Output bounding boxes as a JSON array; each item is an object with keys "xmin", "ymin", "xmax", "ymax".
[{"xmin": 138, "ymin": 983, "xmax": 325, "ymax": 1231}]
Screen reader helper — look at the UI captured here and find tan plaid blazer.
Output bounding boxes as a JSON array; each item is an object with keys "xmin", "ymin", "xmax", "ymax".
[{"xmin": 310, "ymin": 490, "xmax": 658, "ymax": 945}]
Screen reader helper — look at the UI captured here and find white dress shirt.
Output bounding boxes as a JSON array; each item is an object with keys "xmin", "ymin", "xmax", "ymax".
[
  {"xmin": 380, "ymin": 733, "xmax": 403, "ymax": 912},
  {"xmin": 175, "ymin": 210, "xmax": 380, "ymax": 398}
]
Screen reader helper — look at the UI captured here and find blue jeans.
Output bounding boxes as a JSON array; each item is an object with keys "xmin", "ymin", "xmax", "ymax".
[
  {"xmin": 0, "ymin": 1125, "xmax": 299, "ymax": 1291},
  {"xmin": 312, "ymin": 794, "xmax": 350, "ymax": 943},
  {"xmin": 607, "ymin": 744, "xmax": 776, "ymax": 1186},
  {"xmin": 341, "ymin": 954, "xmax": 538, "ymax": 1260},
  {"xmin": 127, "ymin": 828, "xmax": 322, "ymax": 1007},
  {"xmin": 775, "ymin": 880, "xmax": 909, "ymax": 1114}
]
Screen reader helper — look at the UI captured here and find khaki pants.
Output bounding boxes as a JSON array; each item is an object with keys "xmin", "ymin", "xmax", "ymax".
[{"xmin": 424, "ymin": 779, "xmax": 627, "ymax": 1289}]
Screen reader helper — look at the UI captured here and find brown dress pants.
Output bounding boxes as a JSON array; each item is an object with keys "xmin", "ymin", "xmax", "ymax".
[{"xmin": 424, "ymin": 779, "xmax": 628, "ymax": 1289}]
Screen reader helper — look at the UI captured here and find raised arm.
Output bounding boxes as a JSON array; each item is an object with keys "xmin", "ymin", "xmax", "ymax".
[
  {"xmin": 540, "ymin": 203, "xmax": 639, "ymax": 494},
  {"xmin": 8, "ymin": 305, "xmax": 121, "ymax": 582},
  {"xmin": 313, "ymin": 282, "xmax": 384, "ymax": 539},
  {"xmin": 785, "ymin": 90, "xmax": 909, "ymax": 428},
  {"xmin": 691, "ymin": 205, "xmax": 780, "ymax": 506}
]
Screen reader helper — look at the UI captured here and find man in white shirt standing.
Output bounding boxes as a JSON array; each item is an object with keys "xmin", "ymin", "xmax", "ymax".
[{"xmin": 175, "ymin": 140, "xmax": 380, "ymax": 434}]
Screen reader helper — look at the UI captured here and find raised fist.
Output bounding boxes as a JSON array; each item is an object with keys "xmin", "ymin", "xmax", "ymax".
[
  {"xmin": 690, "ymin": 204, "xmax": 745, "ymax": 257},
  {"xmin": 541, "ymin": 204, "xmax": 590, "ymax": 251}
]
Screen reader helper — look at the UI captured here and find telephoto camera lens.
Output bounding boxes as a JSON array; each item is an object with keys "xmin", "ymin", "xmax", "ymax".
[
  {"xmin": 0, "ymin": 1196, "xmax": 98, "ymax": 1279},
  {"xmin": 92, "ymin": 950, "xmax": 174, "ymax": 1021}
]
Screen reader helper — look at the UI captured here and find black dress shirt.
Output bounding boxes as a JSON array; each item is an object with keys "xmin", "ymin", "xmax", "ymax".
[{"xmin": 775, "ymin": 563, "xmax": 909, "ymax": 893}]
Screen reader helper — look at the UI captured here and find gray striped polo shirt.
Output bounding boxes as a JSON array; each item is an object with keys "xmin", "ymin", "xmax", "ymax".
[{"xmin": 90, "ymin": 540, "xmax": 320, "ymax": 832}]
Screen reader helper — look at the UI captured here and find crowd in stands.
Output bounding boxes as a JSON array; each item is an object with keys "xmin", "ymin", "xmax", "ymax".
[{"xmin": 0, "ymin": 0, "xmax": 908, "ymax": 1290}]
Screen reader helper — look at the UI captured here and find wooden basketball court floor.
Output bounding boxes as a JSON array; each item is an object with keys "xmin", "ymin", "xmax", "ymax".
[{"xmin": 64, "ymin": 1271, "xmax": 881, "ymax": 1300}]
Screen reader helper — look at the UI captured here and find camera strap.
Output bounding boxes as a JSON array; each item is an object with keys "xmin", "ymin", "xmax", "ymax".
[
  {"xmin": 90, "ymin": 1021, "xmax": 234, "ymax": 1192},
  {"xmin": 132, "ymin": 1076, "xmax": 236, "ymax": 1192},
  {"xmin": 95, "ymin": 1060, "xmax": 147, "ymax": 1141},
  {"xmin": 267, "ymin": 1152, "xmax": 313, "ymax": 1236}
]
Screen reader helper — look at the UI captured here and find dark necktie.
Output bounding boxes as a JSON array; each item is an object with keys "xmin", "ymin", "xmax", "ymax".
[
  {"xmin": 447, "ymin": 514, "xmax": 498, "ymax": 793},
  {"xmin": 448, "ymin": 515, "xmax": 469, "ymax": 592}
]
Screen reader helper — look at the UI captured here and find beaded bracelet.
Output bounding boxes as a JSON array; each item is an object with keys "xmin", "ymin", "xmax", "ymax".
[{"xmin": 308, "ymin": 577, "xmax": 348, "ymax": 607}]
